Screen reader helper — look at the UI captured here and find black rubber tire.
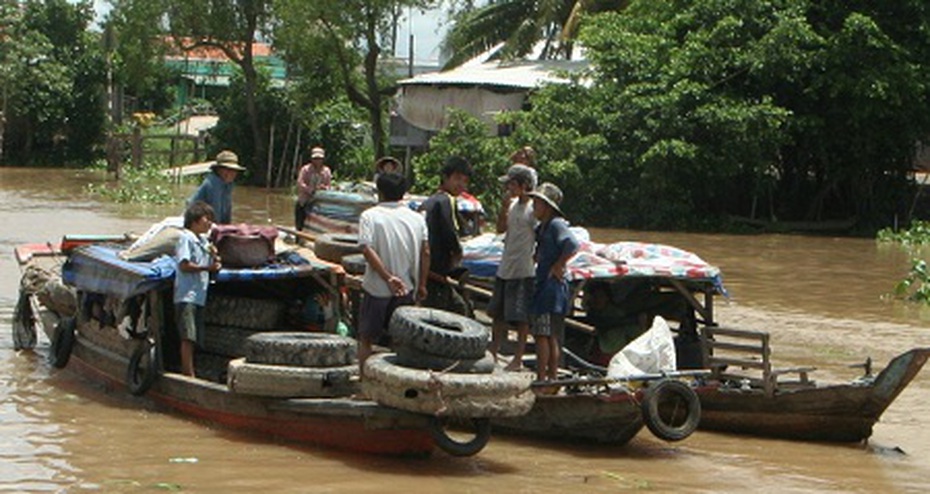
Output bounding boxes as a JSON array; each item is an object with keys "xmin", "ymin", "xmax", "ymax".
[
  {"xmin": 394, "ymin": 346, "xmax": 496, "ymax": 374},
  {"xmin": 202, "ymin": 325, "xmax": 258, "ymax": 358},
  {"xmin": 314, "ymin": 233, "xmax": 362, "ymax": 263},
  {"xmin": 227, "ymin": 358, "xmax": 358, "ymax": 398},
  {"xmin": 12, "ymin": 291, "xmax": 37, "ymax": 351},
  {"xmin": 641, "ymin": 379, "xmax": 701, "ymax": 442},
  {"xmin": 49, "ymin": 317, "xmax": 76, "ymax": 368},
  {"xmin": 389, "ymin": 307, "xmax": 489, "ymax": 360},
  {"xmin": 203, "ymin": 295, "xmax": 287, "ymax": 330},
  {"xmin": 127, "ymin": 340, "xmax": 158, "ymax": 396},
  {"xmin": 429, "ymin": 417, "xmax": 491, "ymax": 457},
  {"xmin": 244, "ymin": 332, "xmax": 356, "ymax": 367},
  {"xmin": 341, "ymin": 253, "xmax": 367, "ymax": 275},
  {"xmin": 361, "ymin": 354, "xmax": 534, "ymax": 418}
]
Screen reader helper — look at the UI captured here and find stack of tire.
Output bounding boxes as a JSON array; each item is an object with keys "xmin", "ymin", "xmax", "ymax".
[
  {"xmin": 202, "ymin": 295, "xmax": 288, "ymax": 358},
  {"xmin": 227, "ymin": 333, "xmax": 358, "ymax": 398},
  {"xmin": 362, "ymin": 306, "xmax": 535, "ymax": 419}
]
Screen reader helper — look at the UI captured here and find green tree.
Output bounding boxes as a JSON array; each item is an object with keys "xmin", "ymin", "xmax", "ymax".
[
  {"xmin": 163, "ymin": 0, "xmax": 274, "ymax": 184},
  {"xmin": 440, "ymin": 0, "xmax": 627, "ymax": 69},
  {"xmin": 1, "ymin": 0, "xmax": 105, "ymax": 164},
  {"xmin": 105, "ymin": 0, "xmax": 176, "ymax": 114},
  {"xmin": 274, "ymin": 0, "xmax": 436, "ymax": 159},
  {"xmin": 507, "ymin": 0, "xmax": 930, "ymax": 229}
]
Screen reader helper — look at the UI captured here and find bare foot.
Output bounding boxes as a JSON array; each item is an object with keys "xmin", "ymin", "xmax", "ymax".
[{"xmin": 504, "ymin": 359, "xmax": 524, "ymax": 372}]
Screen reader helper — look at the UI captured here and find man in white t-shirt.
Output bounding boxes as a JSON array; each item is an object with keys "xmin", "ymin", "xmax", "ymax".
[
  {"xmin": 357, "ymin": 172, "xmax": 430, "ymax": 374},
  {"xmin": 488, "ymin": 164, "xmax": 538, "ymax": 370}
]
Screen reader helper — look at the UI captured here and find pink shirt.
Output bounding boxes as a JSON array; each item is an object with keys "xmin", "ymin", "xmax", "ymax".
[{"xmin": 297, "ymin": 163, "xmax": 332, "ymax": 204}]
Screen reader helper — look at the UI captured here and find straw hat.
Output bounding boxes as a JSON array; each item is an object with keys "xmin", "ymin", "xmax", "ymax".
[
  {"xmin": 211, "ymin": 150, "xmax": 246, "ymax": 171},
  {"xmin": 310, "ymin": 147, "xmax": 325, "ymax": 159},
  {"xmin": 528, "ymin": 182, "xmax": 565, "ymax": 217}
]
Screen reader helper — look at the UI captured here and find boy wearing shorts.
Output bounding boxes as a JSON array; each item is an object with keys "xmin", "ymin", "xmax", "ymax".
[
  {"xmin": 175, "ymin": 201, "xmax": 222, "ymax": 377},
  {"xmin": 528, "ymin": 183, "xmax": 580, "ymax": 383},
  {"xmin": 488, "ymin": 164, "xmax": 537, "ymax": 370}
]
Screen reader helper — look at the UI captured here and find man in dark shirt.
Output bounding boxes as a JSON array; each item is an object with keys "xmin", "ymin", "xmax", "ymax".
[{"xmin": 420, "ymin": 156, "xmax": 472, "ymax": 316}]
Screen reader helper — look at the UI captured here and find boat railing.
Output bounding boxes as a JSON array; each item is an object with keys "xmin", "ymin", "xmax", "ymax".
[{"xmin": 702, "ymin": 326, "xmax": 816, "ymax": 396}]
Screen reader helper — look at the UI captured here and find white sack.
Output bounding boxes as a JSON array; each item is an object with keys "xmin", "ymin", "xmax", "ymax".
[{"xmin": 607, "ymin": 316, "xmax": 677, "ymax": 378}]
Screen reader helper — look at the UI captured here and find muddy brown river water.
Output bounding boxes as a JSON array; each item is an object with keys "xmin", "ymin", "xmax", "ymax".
[{"xmin": 1, "ymin": 167, "xmax": 929, "ymax": 493}]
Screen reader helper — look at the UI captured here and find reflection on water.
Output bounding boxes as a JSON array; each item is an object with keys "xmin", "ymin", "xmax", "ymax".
[{"xmin": 1, "ymin": 168, "xmax": 929, "ymax": 493}]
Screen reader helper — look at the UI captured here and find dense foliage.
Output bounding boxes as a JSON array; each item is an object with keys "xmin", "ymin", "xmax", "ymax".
[
  {"xmin": 0, "ymin": 0, "xmax": 106, "ymax": 165},
  {"xmin": 505, "ymin": 0, "xmax": 930, "ymax": 229},
  {"xmin": 878, "ymin": 221, "xmax": 930, "ymax": 304}
]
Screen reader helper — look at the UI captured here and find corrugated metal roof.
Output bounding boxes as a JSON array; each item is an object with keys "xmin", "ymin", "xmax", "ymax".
[{"xmin": 398, "ymin": 59, "xmax": 588, "ymax": 89}]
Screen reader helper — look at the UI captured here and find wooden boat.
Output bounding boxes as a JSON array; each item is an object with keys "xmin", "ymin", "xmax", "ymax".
[
  {"xmin": 458, "ymin": 234, "xmax": 929, "ymax": 443},
  {"xmin": 13, "ymin": 234, "xmax": 492, "ymax": 457},
  {"xmin": 303, "ymin": 182, "xmax": 485, "ymax": 236}
]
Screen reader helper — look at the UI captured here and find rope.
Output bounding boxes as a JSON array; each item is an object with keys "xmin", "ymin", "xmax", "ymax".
[{"xmin": 426, "ymin": 361, "xmax": 461, "ymax": 416}]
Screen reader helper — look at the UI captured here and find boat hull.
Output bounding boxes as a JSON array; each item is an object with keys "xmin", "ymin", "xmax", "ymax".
[
  {"xmin": 696, "ymin": 348, "xmax": 930, "ymax": 442},
  {"xmin": 492, "ymin": 391, "xmax": 644, "ymax": 445},
  {"xmin": 65, "ymin": 329, "xmax": 435, "ymax": 456}
]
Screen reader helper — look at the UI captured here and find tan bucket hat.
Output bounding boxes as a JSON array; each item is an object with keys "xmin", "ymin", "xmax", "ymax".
[
  {"xmin": 211, "ymin": 150, "xmax": 246, "ymax": 171},
  {"xmin": 528, "ymin": 182, "xmax": 565, "ymax": 217}
]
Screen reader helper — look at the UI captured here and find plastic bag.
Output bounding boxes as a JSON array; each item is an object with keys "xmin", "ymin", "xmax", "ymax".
[{"xmin": 607, "ymin": 315, "xmax": 677, "ymax": 378}]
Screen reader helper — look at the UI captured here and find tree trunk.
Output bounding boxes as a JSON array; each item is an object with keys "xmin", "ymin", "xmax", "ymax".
[
  {"xmin": 242, "ymin": 36, "xmax": 267, "ymax": 186},
  {"xmin": 364, "ymin": 10, "xmax": 384, "ymax": 158}
]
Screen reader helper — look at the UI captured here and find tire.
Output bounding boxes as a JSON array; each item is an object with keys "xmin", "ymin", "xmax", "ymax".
[
  {"xmin": 12, "ymin": 291, "xmax": 37, "ymax": 351},
  {"xmin": 641, "ymin": 379, "xmax": 701, "ymax": 442},
  {"xmin": 127, "ymin": 340, "xmax": 159, "ymax": 396},
  {"xmin": 314, "ymin": 233, "xmax": 362, "ymax": 263},
  {"xmin": 389, "ymin": 307, "xmax": 489, "ymax": 360},
  {"xmin": 49, "ymin": 317, "xmax": 76, "ymax": 368},
  {"xmin": 227, "ymin": 358, "xmax": 358, "ymax": 398},
  {"xmin": 341, "ymin": 253, "xmax": 367, "ymax": 275},
  {"xmin": 245, "ymin": 332, "xmax": 356, "ymax": 367},
  {"xmin": 394, "ymin": 346, "xmax": 496, "ymax": 374},
  {"xmin": 429, "ymin": 417, "xmax": 491, "ymax": 457},
  {"xmin": 203, "ymin": 296, "xmax": 286, "ymax": 330},
  {"xmin": 202, "ymin": 325, "xmax": 258, "ymax": 358},
  {"xmin": 361, "ymin": 354, "xmax": 534, "ymax": 418}
]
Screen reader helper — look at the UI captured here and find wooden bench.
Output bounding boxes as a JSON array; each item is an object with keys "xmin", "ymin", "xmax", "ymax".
[{"xmin": 701, "ymin": 326, "xmax": 815, "ymax": 396}]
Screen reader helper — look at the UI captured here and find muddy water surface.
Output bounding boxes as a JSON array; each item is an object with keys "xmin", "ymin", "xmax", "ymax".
[{"xmin": 2, "ymin": 168, "xmax": 929, "ymax": 493}]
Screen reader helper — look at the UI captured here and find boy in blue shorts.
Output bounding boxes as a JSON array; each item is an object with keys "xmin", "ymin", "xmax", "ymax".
[
  {"xmin": 528, "ymin": 183, "xmax": 580, "ymax": 383},
  {"xmin": 175, "ymin": 201, "xmax": 222, "ymax": 377}
]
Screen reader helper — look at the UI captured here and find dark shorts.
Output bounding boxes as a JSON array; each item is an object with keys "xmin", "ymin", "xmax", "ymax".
[
  {"xmin": 176, "ymin": 302, "xmax": 204, "ymax": 344},
  {"xmin": 358, "ymin": 291, "xmax": 414, "ymax": 342},
  {"xmin": 532, "ymin": 313, "xmax": 565, "ymax": 338},
  {"xmin": 487, "ymin": 277, "xmax": 534, "ymax": 324}
]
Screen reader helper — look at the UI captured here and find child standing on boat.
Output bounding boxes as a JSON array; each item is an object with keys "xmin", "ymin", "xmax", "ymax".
[
  {"xmin": 175, "ymin": 201, "xmax": 222, "ymax": 377},
  {"xmin": 488, "ymin": 164, "xmax": 537, "ymax": 371},
  {"xmin": 528, "ymin": 183, "xmax": 580, "ymax": 384}
]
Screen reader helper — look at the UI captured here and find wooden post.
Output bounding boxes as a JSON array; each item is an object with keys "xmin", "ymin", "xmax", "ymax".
[{"xmin": 131, "ymin": 126, "xmax": 143, "ymax": 168}]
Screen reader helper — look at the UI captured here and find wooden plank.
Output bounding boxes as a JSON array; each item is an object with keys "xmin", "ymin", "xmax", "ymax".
[
  {"xmin": 705, "ymin": 326, "xmax": 769, "ymax": 339},
  {"xmin": 709, "ymin": 341, "xmax": 767, "ymax": 354},
  {"xmin": 709, "ymin": 356, "xmax": 767, "ymax": 370}
]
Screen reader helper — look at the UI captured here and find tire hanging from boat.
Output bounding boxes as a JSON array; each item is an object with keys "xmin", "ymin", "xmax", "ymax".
[
  {"xmin": 361, "ymin": 354, "xmax": 534, "ymax": 418},
  {"xmin": 49, "ymin": 317, "xmax": 76, "ymax": 368},
  {"xmin": 428, "ymin": 416, "xmax": 491, "ymax": 457},
  {"xmin": 640, "ymin": 379, "xmax": 701, "ymax": 442},
  {"xmin": 12, "ymin": 290, "xmax": 37, "ymax": 350},
  {"xmin": 388, "ymin": 307, "xmax": 489, "ymax": 360},
  {"xmin": 127, "ymin": 339, "xmax": 159, "ymax": 396}
]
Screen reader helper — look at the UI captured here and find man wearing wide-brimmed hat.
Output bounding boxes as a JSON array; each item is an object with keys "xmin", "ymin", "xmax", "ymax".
[
  {"xmin": 295, "ymin": 146, "xmax": 332, "ymax": 231},
  {"xmin": 527, "ymin": 182, "xmax": 580, "ymax": 384},
  {"xmin": 188, "ymin": 150, "xmax": 245, "ymax": 224}
]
